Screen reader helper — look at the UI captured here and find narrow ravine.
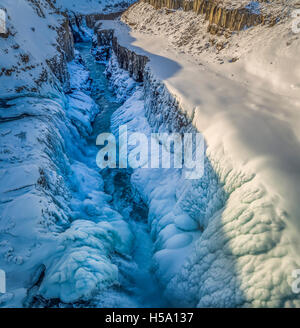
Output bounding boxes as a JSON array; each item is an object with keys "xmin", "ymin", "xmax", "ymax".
[{"xmin": 75, "ymin": 43, "xmax": 169, "ymax": 308}]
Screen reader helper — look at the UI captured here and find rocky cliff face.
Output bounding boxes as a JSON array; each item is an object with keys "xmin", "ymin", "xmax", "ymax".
[
  {"xmin": 69, "ymin": 11, "xmax": 125, "ymax": 43},
  {"xmin": 85, "ymin": 11, "xmax": 126, "ymax": 28},
  {"xmin": 142, "ymin": 0, "xmax": 278, "ymax": 35},
  {"xmin": 97, "ymin": 29, "xmax": 300, "ymax": 307},
  {"xmin": 0, "ymin": 0, "xmax": 75, "ymax": 95},
  {"xmin": 112, "ymin": 37, "xmax": 149, "ymax": 82},
  {"xmin": 0, "ymin": 0, "xmax": 143, "ymax": 308},
  {"xmin": 96, "ymin": 27, "xmax": 191, "ymax": 130},
  {"xmin": 96, "ymin": 27, "xmax": 149, "ymax": 82},
  {"xmin": 47, "ymin": 17, "xmax": 75, "ymax": 89}
]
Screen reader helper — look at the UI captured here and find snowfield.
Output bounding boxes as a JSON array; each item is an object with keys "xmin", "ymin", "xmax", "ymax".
[
  {"xmin": 0, "ymin": 0, "xmax": 68, "ymax": 98},
  {"xmin": 55, "ymin": 0, "xmax": 136, "ymax": 15}
]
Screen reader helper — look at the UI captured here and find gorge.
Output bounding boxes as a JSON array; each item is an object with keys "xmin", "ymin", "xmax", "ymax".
[{"xmin": 0, "ymin": 0, "xmax": 300, "ymax": 308}]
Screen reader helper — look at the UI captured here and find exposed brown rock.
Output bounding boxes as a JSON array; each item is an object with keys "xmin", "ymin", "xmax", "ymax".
[
  {"xmin": 46, "ymin": 17, "xmax": 74, "ymax": 90},
  {"xmin": 142, "ymin": 0, "xmax": 274, "ymax": 34}
]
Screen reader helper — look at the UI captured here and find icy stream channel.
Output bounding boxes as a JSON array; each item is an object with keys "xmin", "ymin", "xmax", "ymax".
[{"xmin": 75, "ymin": 43, "xmax": 169, "ymax": 308}]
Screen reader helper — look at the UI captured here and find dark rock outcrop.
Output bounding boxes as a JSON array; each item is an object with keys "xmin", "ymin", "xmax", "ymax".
[
  {"xmin": 94, "ymin": 29, "xmax": 114, "ymax": 62},
  {"xmin": 85, "ymin": 11, "xmax": 125, "ymax": 28},
  {"xmin": 96, "ymin": 28, "xmax": 149, "ymax": 82},
  {"xmin": 47, "ymin": 17, "xmax": 74, "ymax": 90},
  {"xmin": 142, "ymin": 0, "xmax": 277, "ymax": 35},
  {"xmin": 97, "ymin": 28, "xmax": 115, "ymax": 46},
  {"xmin": 69, "ymin": 11, "xmax": 125, "ymax": 43},
  {"xmin": 58, "ymin": 18, "xmax": 75, "ymax": 62},
  {"xmin": 112, "ymin": 37, "xmax": 149, "ymax": 82}
]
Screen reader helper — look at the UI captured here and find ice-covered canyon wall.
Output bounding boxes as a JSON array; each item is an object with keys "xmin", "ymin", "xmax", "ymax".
[
  {"xmin": 95, "ymin": 9, "xmax": 300, "ymax": 307},
  {"xmin": 0, "ymin": 0, "xmax": 136, "ymax": 307},
  {"xmin": 1, "ymin": 0, "xmax": 299, "ymax": 308}
]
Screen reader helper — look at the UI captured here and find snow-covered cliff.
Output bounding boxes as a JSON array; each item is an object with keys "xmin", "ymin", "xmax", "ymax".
[
  {"xmin": 55, "ymin": 0, "xmax": 136, "ymax": 15},
  {"xmin": 0, "ymin": 0, "xmax": 136, "ymax": 307},
  {"xmin": 96, "ymin": 0, "xmax": 300, "ymax": 307},
  {"xmin": 1, "ymin": 0, "xmax": 300, "ymax": 308}
]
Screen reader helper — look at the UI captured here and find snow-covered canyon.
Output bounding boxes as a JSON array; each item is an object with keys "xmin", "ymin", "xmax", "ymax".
[
  {"xmin": 0, "ymin": 0, "xmax": 149, "ymax": 308},
  {"xmin": 1, "ymin": 0, "xmax": 300, "ymax": 308}
]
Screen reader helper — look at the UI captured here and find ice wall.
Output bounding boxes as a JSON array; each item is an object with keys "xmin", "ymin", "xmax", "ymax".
[
  {"xmin": 100, "ymin": 27, "xmax": 300, "ymax": 307},
  {"xmin": 0, "ymin": 0, "xmax": 135, "ymax": 307}
]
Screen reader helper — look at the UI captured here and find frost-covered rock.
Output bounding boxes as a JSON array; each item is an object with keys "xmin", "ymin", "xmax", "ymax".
[
  {"xmin": 0, "ymin": 3, "xmax": 134, "ymax": 305},
  {"xmin": 38, "ymin": 219, "xmax": 131, "ymax": 303},
  {"xmin": 0, "ymin": 0, "xmax": 75, "ymax": 97},
  {"xmin": 105, "ymin": 21, "xmax": 300, "ymax": 306},
  {"xmin": 105, "ymin": 53, "xmax": 140, "ymax": 102},
  {"xmin": 55, "ymin": 0, "xmax": 137, "ymax": 15}
]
